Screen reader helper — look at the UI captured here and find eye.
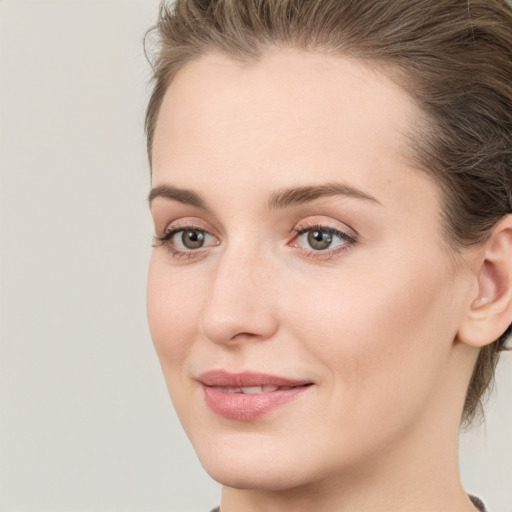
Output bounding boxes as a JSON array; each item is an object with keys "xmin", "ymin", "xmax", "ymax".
[
  {"xmin": 153, "ymin": 224, "xmax": 219, "ymax": 257},
  {"xmin": 291, "ymin": 223, "xmax": 355, "ymax": 254},
  {"xmin": 303, "ymin": 229, "xmax": 337, "ymax": 250},
  {"xmin": 176, "ymin": 229, "xmax": 208, "ymax": 249}
]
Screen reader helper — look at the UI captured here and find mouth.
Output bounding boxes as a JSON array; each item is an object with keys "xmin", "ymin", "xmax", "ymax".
[
  {"xmin": 198, "ymin": 370, "xmax": 313, "ymax": 421},
  {"xmin": 209, "ymin": 384, "xmax": 297, "ymax": 394}
]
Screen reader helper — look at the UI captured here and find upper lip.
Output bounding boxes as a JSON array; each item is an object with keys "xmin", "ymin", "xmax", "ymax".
[{"xmin": 198, "ymin": 370, "xmax": 313, "ymax": 388}]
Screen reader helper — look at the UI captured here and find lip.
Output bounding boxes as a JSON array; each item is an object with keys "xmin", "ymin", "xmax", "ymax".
[{"xmin": 198, "ymin": 370, "xmax": 313, "ymax": 421}]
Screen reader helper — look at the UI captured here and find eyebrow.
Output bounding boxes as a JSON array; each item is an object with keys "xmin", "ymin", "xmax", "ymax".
[
  {"xmin": 148, "ymin": 184, "xmax": 212, "ymax": 213},
  {"xmin": 148, "ymin": 181, "xmax": 381, "ymax": 210},
  {"xmin": 266, "ymin": 182, "xmax": 381, "ymax": 209}
]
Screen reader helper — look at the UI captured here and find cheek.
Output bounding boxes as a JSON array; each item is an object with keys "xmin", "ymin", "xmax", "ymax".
[
  {"xmin": 287, "ymin": 252, "xmax": 458, "ymax": 427},
  {"xmin": 146, "ymin": 255, "xmax": 203, "ymax": 371}
]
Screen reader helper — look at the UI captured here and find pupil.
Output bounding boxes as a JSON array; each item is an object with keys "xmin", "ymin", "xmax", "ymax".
[
  {"xmin": 308, "ymin": 230, "xmax": 332, "ymax": 250},
  {"xmin": 182, "ymin": 230, "xmax": 205, "ymax": 249}
]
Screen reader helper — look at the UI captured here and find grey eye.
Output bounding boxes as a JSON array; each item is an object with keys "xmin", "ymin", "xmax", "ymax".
[
  {"xmin": 307, "ymin": 230, "xmax": 333, "ymax": 250},
  {"xmin": 180, "ymin": 229, "xmax": 206, "ymax": 249},
  {"xmin": 294, "ymin": 226, "xmax": 351, "ymax": 253}
]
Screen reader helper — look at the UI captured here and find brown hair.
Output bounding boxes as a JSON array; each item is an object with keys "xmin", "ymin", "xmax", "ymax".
[{"xmin": 144, "ymin": 0, "xmax": 512, "ymax": 425}]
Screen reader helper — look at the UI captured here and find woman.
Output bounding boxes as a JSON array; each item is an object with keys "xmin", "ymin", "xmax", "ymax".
[{"xmin": 144, "ymin": 1, "xmax": 512, "ymax": 510}]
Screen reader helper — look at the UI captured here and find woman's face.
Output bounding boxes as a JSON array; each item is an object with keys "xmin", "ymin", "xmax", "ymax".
[{"xmin": 147, "ymin": 50, "xmax": 473, "ymax": 490}]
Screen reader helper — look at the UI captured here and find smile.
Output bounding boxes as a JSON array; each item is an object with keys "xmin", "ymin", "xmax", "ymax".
[{"xmin": 198, "ymin": 371, "xmax": 313, "ymax": 421}]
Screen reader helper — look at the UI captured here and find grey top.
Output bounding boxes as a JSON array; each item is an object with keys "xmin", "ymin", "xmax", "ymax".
[
  {"xmin": 469, "ymin": 495, "xmax": 487, "ymax": 512},
  {"xmin": 210, "ymin": 495, "xmax": 487, "ymax": 512}
]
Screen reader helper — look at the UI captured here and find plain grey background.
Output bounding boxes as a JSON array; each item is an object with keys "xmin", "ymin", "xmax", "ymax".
[{"xmin": 0, "ymin": 1, "xmax": 510, "ymax": 511}]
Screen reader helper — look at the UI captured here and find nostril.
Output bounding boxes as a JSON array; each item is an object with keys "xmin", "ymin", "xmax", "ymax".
[{"xmin": 200, "ymin": 313, "xmax": 278, "ymax": 346}]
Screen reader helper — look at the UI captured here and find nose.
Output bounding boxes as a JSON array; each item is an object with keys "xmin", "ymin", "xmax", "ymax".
[{"xmin": 199, "ymin": 249, "xmax": 279, "ymax": 346}]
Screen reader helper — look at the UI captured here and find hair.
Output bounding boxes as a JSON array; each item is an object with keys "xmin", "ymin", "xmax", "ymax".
[{"xmin": 144, "ymin": 0, "xmax": 512, "ymax": 425}]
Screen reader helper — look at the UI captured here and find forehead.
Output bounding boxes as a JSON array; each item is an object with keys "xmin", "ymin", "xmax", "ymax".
[{"xmin": 151, "ymin": 49, "xmax": 433, "ymax": 210}]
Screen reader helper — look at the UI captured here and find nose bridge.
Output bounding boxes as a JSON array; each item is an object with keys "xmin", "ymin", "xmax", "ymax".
[{"xmin": 200, "ymin": 241, "xmax": 278, "ymax": 345}]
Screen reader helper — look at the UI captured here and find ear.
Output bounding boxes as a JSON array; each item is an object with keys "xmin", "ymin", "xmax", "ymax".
[{"xmin": 457, "ymin": 215, "xmax": 512, "ymax": 347}]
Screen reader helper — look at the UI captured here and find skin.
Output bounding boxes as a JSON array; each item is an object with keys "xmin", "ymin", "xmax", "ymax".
[{"xmin": 147, "ymin": 50, "xmax": 485, "ymax": 511}]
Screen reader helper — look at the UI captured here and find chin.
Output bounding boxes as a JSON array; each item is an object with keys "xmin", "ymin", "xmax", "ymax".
[
  {"xmin": 204, "ymin": 462, "xmax": 309, "ymax": 492},
  {"xmin": 194, "ymin": 436, "xmax": 316, "ymax": 491}
]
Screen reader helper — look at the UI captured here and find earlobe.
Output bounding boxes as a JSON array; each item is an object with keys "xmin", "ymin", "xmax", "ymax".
[{"xmin": 458, "ymin": 215, "xmax": 512, "ymax": 348}]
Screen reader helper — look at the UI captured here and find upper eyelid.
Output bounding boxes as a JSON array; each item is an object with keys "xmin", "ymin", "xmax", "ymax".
[
  {"xmin": 160, "ymin": 225, "xmax": 219, "ymax": 243},
  {"xmin": 158, "ymin": 218, "xmax": 355, "ymax": 237},
  {"xmin": 295, "ymin": 223, "xmax": 349, "ymax": 234},
  {"xmin": 156, "ymin": 216, "xmax": 357, "ymax": 243},
  {"xmin": 291, "ymin": 225, "xmax": 355, "ymax": 246},
  {"xmin": 158, "ymin": 218, "xmax": 218, "ymax": 236},
  {"xmin": 293, "ymin": 217, "xmax": 358, "ymax": 238}
]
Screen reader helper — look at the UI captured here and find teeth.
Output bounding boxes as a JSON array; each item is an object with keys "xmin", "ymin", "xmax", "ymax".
[
  {"xmin": 241, "ymin": 385, "xmax": 280, "ymax": 394},
  {"xmin": 215, "ymin": 385, "xmax": 280, "ymax": 394},
  {"xmin": 223, "ymin": 387, "xmax": 241, "ymax": 393},
  {"xmin": 240, "ymin": 386, "xmax": 262, "ymax": 394}
]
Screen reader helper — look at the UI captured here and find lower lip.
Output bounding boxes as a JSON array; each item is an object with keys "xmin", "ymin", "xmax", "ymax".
[{"xmin": 202, "ymin": 385, "xmax": 310, "ymax": 421}]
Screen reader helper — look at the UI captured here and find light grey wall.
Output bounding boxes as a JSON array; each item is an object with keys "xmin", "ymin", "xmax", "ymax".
[
  {"xmin": 0, "ymin": 2, "xmax": 220, "ymax": 511},
  {"xmin": 0, "ymin": 2, "xmax": 510, "ymax": 511}
]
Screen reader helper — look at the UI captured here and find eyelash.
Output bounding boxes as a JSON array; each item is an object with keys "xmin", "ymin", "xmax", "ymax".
[
  {"xmin": 153, "ymin": 222, "xmax": 356, "ymax": 261},
  {"xmin": 153, "ymin": 222, "xmax": 215, "ymax": 260},
  {"xmin": 291, "ymin": 223, "xmax": 356, "ymax": 260}
]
